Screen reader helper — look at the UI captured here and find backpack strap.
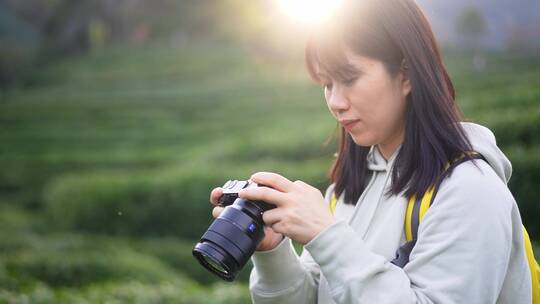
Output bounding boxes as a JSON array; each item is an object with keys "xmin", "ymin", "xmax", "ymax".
[
  {"xmin": 392, "ymin": 151, "xmax": 486, "ymax": 267},
  {"xmin": 522, "ymin": 226, "xmax": 540, "ymax": 303},
  {"xmin": 329, "ymin": 192, "xmax": 338, "ymax": 214},
  {"xmin": 405, "ymin": 186, "xmax": 435, "ymax": 242}
]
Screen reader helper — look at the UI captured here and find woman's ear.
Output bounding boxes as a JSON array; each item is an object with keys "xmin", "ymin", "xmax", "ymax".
[{"xmin": 400, "ymin": 59, "xmax": 411, "ymax": 97}]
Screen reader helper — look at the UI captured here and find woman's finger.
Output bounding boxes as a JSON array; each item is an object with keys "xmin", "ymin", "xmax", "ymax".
[
  {"xmin": 239, "ymin": 185, "xmax": 288, "ymax": 207},
  {"xmin": 250, "ymin": 171, "xmax": 295, "ymax": 193},
  {"xmin": 209, "ymin": 187, "xmax": 223, "ymax": 205},
  {"xmin": 262, "ymin": 208, "xmax": 284, "ymax": 226},
  {"xmin": 270, "ymin": 221, "xmax": 286, "ymax": 235},
  {"xmin": 212, "ymin": 206, "xmax": 224, "ymax": 218}
]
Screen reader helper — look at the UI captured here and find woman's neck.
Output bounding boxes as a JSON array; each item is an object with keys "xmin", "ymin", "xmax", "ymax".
[{"xmin": 377, "ymin": 127, "xmax": 405, "ymax": 161}]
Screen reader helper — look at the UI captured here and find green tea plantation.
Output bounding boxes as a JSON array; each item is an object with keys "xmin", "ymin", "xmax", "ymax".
[{"xmin": 0, "ymin": 39, "xmax": 539, "ymax": 302}]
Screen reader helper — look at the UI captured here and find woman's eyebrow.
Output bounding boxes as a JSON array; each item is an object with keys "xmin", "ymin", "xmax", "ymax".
[{"xmin": 346, "ymin": 62, "xmax": 364, "ymax": 74}]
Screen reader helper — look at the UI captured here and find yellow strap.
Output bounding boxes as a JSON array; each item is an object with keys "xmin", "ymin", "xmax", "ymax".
[
  {"xmin": 522, "ymin": 226, "xmax": 540, "ymax": 303},
  {"xmin": 405, "ymin": 186, "xmax": 435, "ymax": 242},
  {"xmin": 419, "ymin": 186, "xmax": 435, "ymax": 222},
  {"xmin": 405, "ymin": 194, "xmax": 416, "ymax": 241},
  {"xmin": 329, "ymin": 193, "xmax": 338, "ymax": 214}
]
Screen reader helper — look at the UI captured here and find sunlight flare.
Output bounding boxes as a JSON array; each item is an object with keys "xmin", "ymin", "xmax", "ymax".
[{"xmin": 277, "ymin": 0, "xmax": 344, "ymax": 24}]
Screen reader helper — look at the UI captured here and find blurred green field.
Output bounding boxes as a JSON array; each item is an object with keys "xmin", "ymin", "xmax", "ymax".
[{"xmin": 0, "ymin": 39, "xmax": 539, "ymax": 302}]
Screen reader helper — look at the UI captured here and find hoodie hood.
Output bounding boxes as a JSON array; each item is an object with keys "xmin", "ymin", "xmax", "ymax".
[
  {"xmin": 366, "ymin": 144, "xmax": 401, "ymax": 172},
  {"xmin": 460, "ymin": 122, "xmax": 512, "ymax": 183},
  {"xmin": 366, "ymin": 122, "xmax": 512, "ymax": 183}
]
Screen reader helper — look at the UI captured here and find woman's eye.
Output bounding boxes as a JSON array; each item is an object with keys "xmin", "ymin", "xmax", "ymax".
[{"xmin": 343, "ymin": 77, "xmax": 357, "ymax": 86}]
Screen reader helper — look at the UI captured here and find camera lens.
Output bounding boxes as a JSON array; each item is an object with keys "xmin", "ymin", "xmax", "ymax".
[
  {"xmin": 192, "ymin": 197, "xmax": 273, "ymax": 281},
  {"xmin": 193, "ymin": 242, "xmax": 234, "ymax": 280},
  {"xmin": 202, "ymin": 255, "xmax": 228, "ymax": 274}
]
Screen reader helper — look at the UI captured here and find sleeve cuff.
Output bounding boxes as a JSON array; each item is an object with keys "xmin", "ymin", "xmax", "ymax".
[{"xmin": 251, "ymin": 236, "xmax": 305, "ymax": 288}]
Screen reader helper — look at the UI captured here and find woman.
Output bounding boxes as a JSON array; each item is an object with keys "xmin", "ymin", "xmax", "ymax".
[{"xmin": 209, "ymin": 0, "xmax": 532, "ymax": 303}]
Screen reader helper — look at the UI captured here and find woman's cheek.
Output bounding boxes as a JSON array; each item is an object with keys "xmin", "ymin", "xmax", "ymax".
[{"xmin": 351, "ymin": 122, "xmax": 377, "ymax": 146}]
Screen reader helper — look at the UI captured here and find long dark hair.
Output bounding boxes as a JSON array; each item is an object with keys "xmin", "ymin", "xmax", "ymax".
[{"xmin": 305, "ymin": 0, "xmax": 476, "ymax": 204}]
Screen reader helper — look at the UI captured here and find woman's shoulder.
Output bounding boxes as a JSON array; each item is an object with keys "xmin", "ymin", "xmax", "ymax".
[
  {"xmin": 431, "ymin": 158, "xmax": 515, "ymax": 216},
  {"xmin": 416, "ymin": 158, "xmax": 518, "ymax": 251},
  {"xmin": 443, "ymin": 158, "xmax": 509, "ymax": 192}
]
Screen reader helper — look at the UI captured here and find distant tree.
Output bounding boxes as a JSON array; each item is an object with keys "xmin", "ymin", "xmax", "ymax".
[
  {"xmin": 1, "ymin": 0, "xmax": 273, "ymax": 87},
  {"xmin": 455, "ymin": 6, "xmax": 487, "ymax": 50},
  {"xmin": 0, "ymin": 2, "xmax": 40, "ymax": 88}
]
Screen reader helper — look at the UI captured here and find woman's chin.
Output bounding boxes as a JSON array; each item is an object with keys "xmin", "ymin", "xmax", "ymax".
[{"xmin": 350, "ymin": 134, "xmax": 376, "ymax": 147}]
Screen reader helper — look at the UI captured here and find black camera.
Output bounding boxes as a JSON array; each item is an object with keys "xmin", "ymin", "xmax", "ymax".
[{"xmin": 192, "ymin": 180, "xmax": 275, "ymax": 281}]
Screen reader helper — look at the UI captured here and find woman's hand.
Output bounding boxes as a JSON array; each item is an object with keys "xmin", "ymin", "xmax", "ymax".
[
  {"xmin": 238, "ymin": 172, "xmax": 336, "ymax": 245},
  {"xmin": 209, "ymin": 187, "xmax": 285, "ymax": 252}
]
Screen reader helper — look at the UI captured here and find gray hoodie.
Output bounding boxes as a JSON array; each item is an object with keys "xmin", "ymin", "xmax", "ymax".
[{"xmin": 249, "ymin": 122, "xmax": 531, "ymax": 304}]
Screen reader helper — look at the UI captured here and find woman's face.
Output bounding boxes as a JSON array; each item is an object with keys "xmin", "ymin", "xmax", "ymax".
[{"xmin": 319, "ymin": 49, "xmax": 411, "ymax": 155}]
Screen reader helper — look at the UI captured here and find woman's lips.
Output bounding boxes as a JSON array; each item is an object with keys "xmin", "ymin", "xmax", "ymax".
[{"xmin": 340, "ymin": 119, "xmax": 360, "ymax": 131}]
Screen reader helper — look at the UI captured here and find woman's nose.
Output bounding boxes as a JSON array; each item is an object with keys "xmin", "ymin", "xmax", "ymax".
[{"xmin": 326, "ymin": 87, "xmax": 350, "ymax": 113}]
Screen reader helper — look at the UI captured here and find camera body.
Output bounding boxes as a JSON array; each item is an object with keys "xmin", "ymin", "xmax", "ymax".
[{"xmin": 192, "ymin": 180, "xmax": 275, "ymax": 281}]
